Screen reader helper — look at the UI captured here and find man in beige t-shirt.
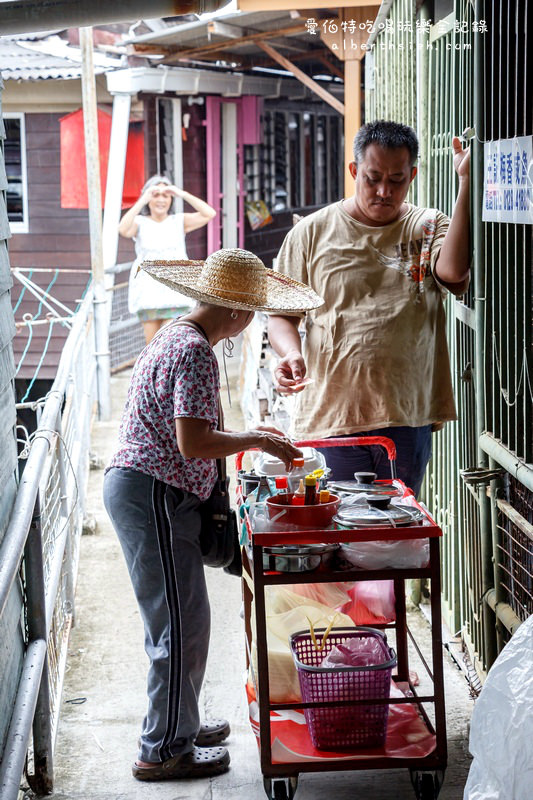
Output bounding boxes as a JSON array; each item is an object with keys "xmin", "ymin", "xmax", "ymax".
[{"xmin": 268, "ymin": 120, "xmax": 470, "ymax": 496}]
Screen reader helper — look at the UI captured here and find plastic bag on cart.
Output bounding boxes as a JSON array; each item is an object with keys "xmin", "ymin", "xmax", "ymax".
[
  {"xmin": 463, "ymin": 614, "xmax": 533, "ymax": 800},
  {"xmin": 321, "ymin": 634, "xmax": 389, "ymax": 668},
  {"xmin": 285, "ymin": 582, "xmax": 353, "ymax": 609},
  {"xmin": 339, "ymin": 537, "xmax": 429, "ymax": 570},
  {"xmin": 339, "ymin": 580, "xmax": 396, "ymax": 625},
  {"xmin": 250, "ymin": 586, "xmax": 355, "ymax": 703}
]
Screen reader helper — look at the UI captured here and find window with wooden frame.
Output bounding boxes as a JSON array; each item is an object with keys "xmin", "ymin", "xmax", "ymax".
[
  {"xmin": 243, "ymin": 107, "xmax": 342, "ymax": 214},
  {"xmin": 4, "ymin": 113, "xmax": 28, "ymax": 233}
]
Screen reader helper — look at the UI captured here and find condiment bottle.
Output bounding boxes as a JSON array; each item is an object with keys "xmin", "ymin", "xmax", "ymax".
[
  {"xmin": 304, "ymin": 475, "xmax": 317, "ymax": 505},
  {"xmin": 287, "ymin": 457, "xmax": 306, "ymax": 492},
  {"xmin": 274, "ymin": 476, "xmax": 290, "ymax": 505},
  {"xmin": 318, "ymin": 475, "xmax": 328, "ymax": 492},
  {"xmin": 291, "ymin": 479, "xmax": 305, "ymax": 505},
  {"xmin": 319, "ymin": 489, "xmax": 330, "ymax": 504}
]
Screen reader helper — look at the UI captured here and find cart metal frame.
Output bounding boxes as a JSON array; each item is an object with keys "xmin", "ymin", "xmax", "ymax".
[{"xmin": 236, "ymin": 437, "xmax": 448, "ymax": 800}]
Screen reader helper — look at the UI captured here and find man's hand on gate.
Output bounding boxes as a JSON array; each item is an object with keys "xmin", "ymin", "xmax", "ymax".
[{"xmin": 452, "ymin": 136, "xmax": 470, "ymax": 181}]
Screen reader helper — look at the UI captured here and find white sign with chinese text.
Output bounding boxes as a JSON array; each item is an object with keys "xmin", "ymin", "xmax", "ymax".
[{"xmin": 483, "ymin": 136, "xmax": 533, "ymax": 224}]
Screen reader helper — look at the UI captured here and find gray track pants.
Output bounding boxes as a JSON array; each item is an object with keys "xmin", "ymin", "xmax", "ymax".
[{"xmin": 103, "ymin": 467, "xmax": 210, "ymax": 763}]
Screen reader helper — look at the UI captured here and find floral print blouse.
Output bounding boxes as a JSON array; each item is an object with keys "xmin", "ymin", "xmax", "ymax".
[{"xmin": 107, "ymin": 322, "xmax": 219, "ymax": 500}]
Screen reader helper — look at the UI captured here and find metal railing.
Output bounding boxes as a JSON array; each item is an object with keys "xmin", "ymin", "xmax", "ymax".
[
  {"xmin": 365, "ymin": 0, "xmax": 532, "ymax": 681},
  {"xmin": 0, "ymin": 287, "xmax": 96, "ymax": 798},
  {"xmin": 107, "ymin": 262, "xmax": 145, "ymax": 372}
]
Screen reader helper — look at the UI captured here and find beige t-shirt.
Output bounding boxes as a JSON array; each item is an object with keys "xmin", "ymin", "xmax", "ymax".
[{"xmin": 275, "ymin": 201, "xmax": 457, "ymax": 439}]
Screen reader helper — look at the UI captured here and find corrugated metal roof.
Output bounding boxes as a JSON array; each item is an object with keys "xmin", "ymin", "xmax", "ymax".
[
  {"xmin": 122, "ymin": 8, "xmax": 340, "ymax": 79},
  {"xmin": 125, "ymin": 8, "xmax": 301, "ymax": 49},
  {"xmin": 0, "ymin": 35, "xmax": 122, "ymax": 80}
]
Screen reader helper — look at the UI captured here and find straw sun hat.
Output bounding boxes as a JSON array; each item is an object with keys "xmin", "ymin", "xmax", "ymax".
[{"xmin": 141, "ymin": 248, "xmax": 324, "ymax": 314}]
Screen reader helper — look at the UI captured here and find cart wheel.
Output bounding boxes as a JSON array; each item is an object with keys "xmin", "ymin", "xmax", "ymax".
[
  {"xmin": 410, "ymin": 770, "xmax": 443, "ymax": 799},
  {"xmin": 263, "ymin": 776, "xmax": 298, "ymax": 799},
  {"xmin": 273, "ymin": 782, "xmax": 288, "ymax": 800}
]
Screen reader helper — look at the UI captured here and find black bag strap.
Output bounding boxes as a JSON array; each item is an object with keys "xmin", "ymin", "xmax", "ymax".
[
  {"xmin": 174, "ymin": 319, "xmax": 227, "ymax": 484},
  {"xmin": 216, "ymin": 394, "xmax": 227, "ymax": 483}
]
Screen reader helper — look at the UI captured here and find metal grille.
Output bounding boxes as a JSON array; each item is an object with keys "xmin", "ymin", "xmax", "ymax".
[
  {"xmin": 108, "ymin": 267, "xmax": 145, "ymax": 372},
  {"xmin": 365, "ymin": 0, "xmax": 417, "ymax": 127},
  {"xmin": 364, "ymin": 0, "xmax": 531, "ymax": 675},
  {"xmin": 38, "ymin": 293, "xmax": 95, "ymax": 745},
  {"xmin": 46, "ymin": 570, "xmax": 73, "ymax": 745},
  {"xmin": 2, "ymin": 289, "xmax": 97, "ymax": 794},
  {"xmin": 484, "ymin": 0, "xmax": 533, "ymax": 463},
  {"xmin": 365, "ymin": 0, "xmax": 418, "ymax": 205},
  {"xmin": 497, "ymin": 478, "xmax": 533, "ymax": 622}
]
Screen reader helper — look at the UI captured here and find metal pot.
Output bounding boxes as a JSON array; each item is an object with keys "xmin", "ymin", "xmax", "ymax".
[
  {"xmin": 237, "ymin": 470, "xmax": 261, "ymax": 497},
  {"xmin": 262, "ymin": 542, "xmax": 339, "ymax": 573}
]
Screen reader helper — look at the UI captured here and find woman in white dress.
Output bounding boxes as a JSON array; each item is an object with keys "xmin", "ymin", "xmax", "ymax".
[{"xmin": 119, "ymin": 175, "xmax": 216, "ymax": 343}]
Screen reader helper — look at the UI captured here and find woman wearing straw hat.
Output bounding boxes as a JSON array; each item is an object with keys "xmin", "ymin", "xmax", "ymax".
[
  {"xmin": 103, "ymin": 248, "xmax": 323, "ymax": 782},
  {"xmin": 119, "ymin": 174, "xmax": 216, "ymax": 344}
]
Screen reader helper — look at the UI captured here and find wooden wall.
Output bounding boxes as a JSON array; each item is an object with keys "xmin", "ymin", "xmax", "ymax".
[
  {"xmin": 0, "ymin": 77, "xmax": 25, "ymax": 765},
  {"xmin": 9, "ymin": 112, "xmax": 136, "ymax": 384}
]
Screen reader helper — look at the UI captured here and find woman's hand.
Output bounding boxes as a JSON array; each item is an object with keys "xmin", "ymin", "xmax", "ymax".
[
  {"xmin": 254, "ymin": 431, "xmax": 302, "ymax": 470},
  {"xmin": 256, "ymin": 425, "xmax": 290, "ymax": 437},
  {"xmin": 139, "ymin": 186, "xmax": 157, "ymax": 206},
  {"xmin": 166, "ymin": 184, "xmax": 184, "ymax": 198},
  {"xmin": 175, "ymin": 417, "xmax": 300, "ymax": 466},
  {"xmin": 119, "ymin": 185, "xmax": 159, "ymax": 237}
]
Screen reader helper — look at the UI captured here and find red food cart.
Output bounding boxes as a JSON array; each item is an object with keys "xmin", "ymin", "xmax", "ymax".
[{"xmin": 236, "ymin": 437, "xmax": 447, "ymax": 800}]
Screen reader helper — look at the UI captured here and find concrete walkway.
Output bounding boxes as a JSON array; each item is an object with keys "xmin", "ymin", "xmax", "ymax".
[{"xmin": 48, "ymin": 362, "xmax": 474, "ymax": 800}]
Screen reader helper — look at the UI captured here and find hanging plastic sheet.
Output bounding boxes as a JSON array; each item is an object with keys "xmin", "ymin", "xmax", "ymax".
[{"xmin": 464, "ymin": 614, "xmax": 533, "ymax": 800}]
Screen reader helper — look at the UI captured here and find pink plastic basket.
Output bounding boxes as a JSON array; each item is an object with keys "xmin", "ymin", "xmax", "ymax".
[{"xmin": 290, "ymin": 627, "xmax": 397, "ymax": 750}]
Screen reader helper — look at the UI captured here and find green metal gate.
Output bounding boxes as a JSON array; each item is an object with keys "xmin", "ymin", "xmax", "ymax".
[{"xmin": 365, "ymin": 0, "xmax": 532, "ymax": 680}]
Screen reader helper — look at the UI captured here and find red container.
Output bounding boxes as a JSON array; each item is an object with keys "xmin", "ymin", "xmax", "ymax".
[{"xmin": 265, "ymin": 494, "xmax": 340, "ymax": 527}]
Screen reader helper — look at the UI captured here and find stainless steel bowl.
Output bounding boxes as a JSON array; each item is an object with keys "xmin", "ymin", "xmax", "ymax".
[{"xmin": 262, "ymin": 543, "xmax": 338, "ymax": 572}]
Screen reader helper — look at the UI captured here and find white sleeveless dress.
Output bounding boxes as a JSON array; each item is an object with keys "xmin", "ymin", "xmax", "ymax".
[{"xmin": 128, "ymin": 214, "xmax": 194, "ymax": 315}]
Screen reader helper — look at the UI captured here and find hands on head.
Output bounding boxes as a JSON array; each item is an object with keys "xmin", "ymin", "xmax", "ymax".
[
  {"xmin": 141, "ymin": 184, "xmax": 183, "ymax": 205},
  {"xmin": 165, "ymin": 184, "xmax": 183, "ymax": 198}
]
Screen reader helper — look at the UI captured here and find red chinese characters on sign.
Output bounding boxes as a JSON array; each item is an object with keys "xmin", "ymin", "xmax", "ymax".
[{"xmin": 59, "ymin": 108, "xmax": 144, "ymax": 209}]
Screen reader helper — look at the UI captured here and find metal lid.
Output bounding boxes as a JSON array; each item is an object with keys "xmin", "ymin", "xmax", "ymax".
[
  {"xmin": 329, "ymin": 480, "xmax": 401, "ymax": 496},
  {"xmin": 333, "ymin": 502, "xmax": 424, "ymax": 528}
]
